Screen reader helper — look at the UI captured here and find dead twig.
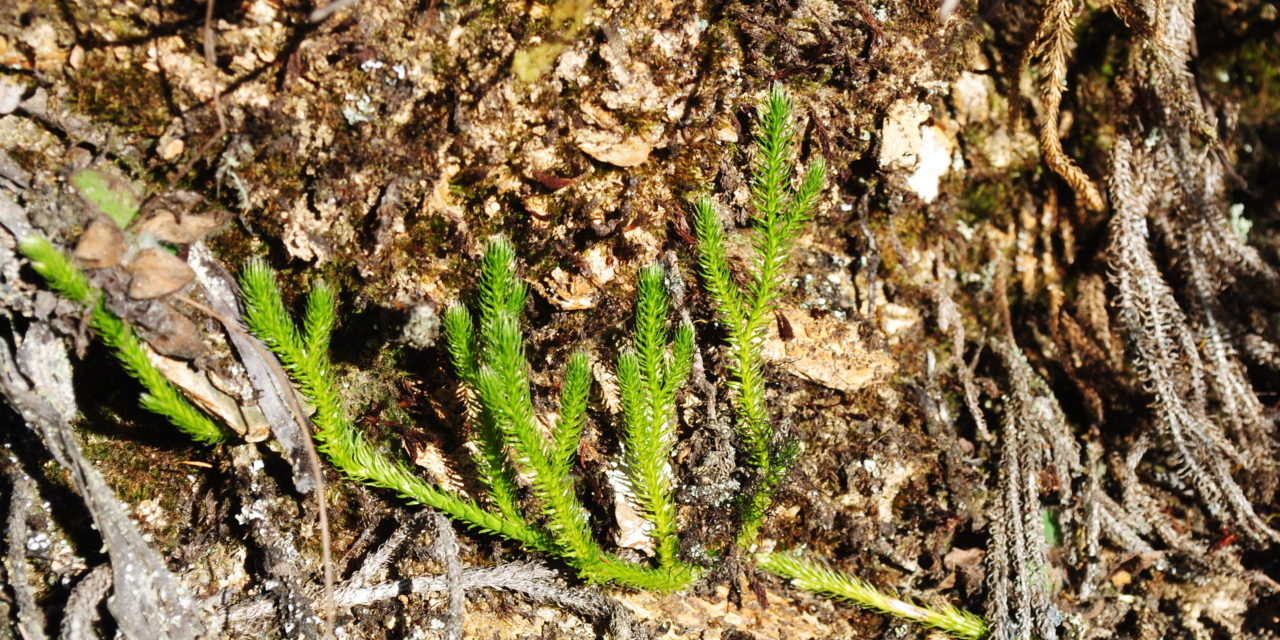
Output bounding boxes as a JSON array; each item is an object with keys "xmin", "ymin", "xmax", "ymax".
[
  {"xmin": 431, "ymin": 513, "xmax": 464, "ymax": 640},
  {"xmin": 0, "ymin": 324, "xmax": 206, "ymax": 640},
  {"xmin": 210, "ymin": 562, "xmax": 640, "ymax": 640},
  {"xmin": 1021, "ymin": 0, "xmax": 1105, "ymax": 211},
  {"xmin": 171, "ymin": 291, "xmax": 337, "ymax": 635},
  {"xmin": 347, "ymin": 513, "xmax": 425, "ymax": 586},
  {"xmin": 5, "ymin": 466, "xmax": 48, "ymax": 640}
]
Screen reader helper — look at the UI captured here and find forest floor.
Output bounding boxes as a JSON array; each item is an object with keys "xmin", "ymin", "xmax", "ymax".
[{"xmin": 1, "ymin": 1, "xmax": 1279, "ymax": 639}]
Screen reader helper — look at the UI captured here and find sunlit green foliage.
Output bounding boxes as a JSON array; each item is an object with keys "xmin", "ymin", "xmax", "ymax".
[{"xmin": 693, "ymin": 86, "xmax": 825, "ymax": 547}]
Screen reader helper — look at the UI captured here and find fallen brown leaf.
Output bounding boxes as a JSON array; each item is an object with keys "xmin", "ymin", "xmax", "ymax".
[
  {"xmin": 137, "ymin": 208, "xmax": 228, "ymax": 244},
  {"xmin": 127, "ymin": 248, "xmax": 195, "ymax": 299},
  {"xmin": 74, "ymin": 218, "xmax": 125, "ymax": 268},
  {"xmin": 138, "ymin": 303, "xmax": 206, "ymax": 360},
  {"xmin": 148, "ymin": 348, "xmax": 270, "ymax": 442}
]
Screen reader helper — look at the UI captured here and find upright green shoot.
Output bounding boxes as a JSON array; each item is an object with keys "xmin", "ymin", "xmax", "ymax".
[
  {"xmin": 615, "ymin": 264, "xmax": 694, "ymax": 569},
  {"xmin": 19, "ymin": 92, "xmax": 992, "ymax": 640},
  {"xmin": 442, "ymin": 246, "xmax": 524, "ymax": 525},
  {"xmin": 443, "ymin": 307, "xmax": 522, "ymax": 524},
  {"xmin": 445, "ymin": 239, "xmax": 599, "ymax": 561},
  {"xmin": 693, "ymin": 86, "xmax": 826, "ymax": 547},
  {"xmin": 244, "ymin": 241, "xmax": 695, "ymax": 590}
]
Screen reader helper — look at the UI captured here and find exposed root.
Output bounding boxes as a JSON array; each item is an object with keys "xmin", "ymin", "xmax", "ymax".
[
  {"xmin": 430, "ymin": 513, "xmax": 465, "ymax": 640},
  {"xmin": 0, "ymin": 323, "xmax": 207, "ymax": 639},
  {"xmin": 5, "ymin": 466, "xmax": 47, "ymax": 640},
  {"xmin": 60, "ymin": 565, "xmax": 112, "ymax": 640}
]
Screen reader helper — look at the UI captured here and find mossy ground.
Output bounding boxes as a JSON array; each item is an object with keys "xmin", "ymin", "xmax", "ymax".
[{"xmin": 2, "ymin": 0, "xmax": 1279, "ymax": 638}]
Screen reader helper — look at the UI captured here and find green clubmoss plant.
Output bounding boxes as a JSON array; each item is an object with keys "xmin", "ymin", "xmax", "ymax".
[
  {"xmin": 19, "ymin": 236, "xmax": 228, "ymax": 444},
  {"xmin": 693, "ymin": 86, "xmax": 825, "ymax": 548},
  {"xmin": 243, "ymin": 244, "xmax": 699, "ymax": 591},
  {"xmin": 21, "ymin": 86, "xmax": 992, "ymax": 637},
  {"xmin": 239, "ymin": 260, "xmax": 550, "ymax": 550},
  {"xmin": 445, "ymin": 248, "xmax": 696, "ymax": 577},
  {"xmin": 758, "ymin": 550, "xmax": 989, "ymax": 640},
  {"xmin": 242, "ymin": 238, "xmax": 992, "ymax": 632}
]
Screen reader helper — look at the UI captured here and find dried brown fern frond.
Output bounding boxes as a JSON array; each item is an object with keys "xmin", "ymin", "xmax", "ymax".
[
  {"xmin": 1101, "ymin": 0, "xmax": 1279, "ymax": 521},
  {"xmin": 1115, "ymin": 0, "xmax": 1219, "ymax": 141},
  {"xmin": 1022, "ymin": 0, "xmax": 1105, "ymax": 211},
  {"xmin": 1153, "ymin": 206, "xmax": 1278, "ymax": 502},
  {"xmin": 1080, "ymin": 440, "xmax": 1160, "ymax": 600},
  {"xmin": 983, "ymin": 338, "xmax": 1081, "ymax": 640},
  {"xmin": 1105, "ymin": 138, "xmax": 1278, "ymax": 546},
  {"xmin": 1047, "ymin": 283, "xmax": 1120, "ymax": 426},
  {"xmin": 1110, "ymin": 435, "xmax": 1208, "ymax": 555}
]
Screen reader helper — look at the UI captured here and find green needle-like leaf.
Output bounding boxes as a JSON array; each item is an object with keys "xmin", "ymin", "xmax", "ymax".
[
  {"xmin": 614, "ymin": 264, "xmax": 691, "ymax": 568},
  {"xmin": 443, "ymin": 240, "xmax": 695, "ymax": 589},
  {"xmin": 444, "ymin": 305, "xmax": 479, "ymax": 385},
  {"xmin": 751, "ymin": 87, "xmax": 796, "ymax": 223},
  {"xmin": 444, "ymin": 303, "xmax": 522, "ymax": 521},
  {"xmin": 478, "ymin": 237, "xmax": 526, "ymax": 333},
  {"xmin": 304, "ymin": 280, "xmax": 337, "ymax": 371},
  {"xmin": 666, "ymin": 323, "xmax": 695, "ymax": 397},
  {"xmin": 692, "ymin": 198, "xmax": 746, "ymax": 329},
  {"xmin": 552, "ymin": 352, "xmax": 592, "ymax": 472}
]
